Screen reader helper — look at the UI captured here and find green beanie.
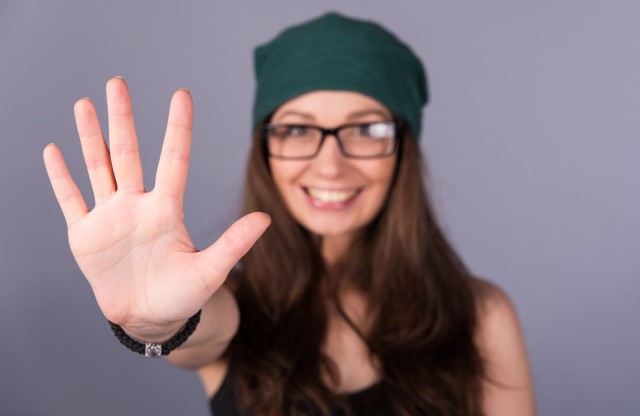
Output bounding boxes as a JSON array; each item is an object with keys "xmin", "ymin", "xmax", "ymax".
[{"xmin": 252, "ymin": 11, "xmax": 429, "ymax": 138}]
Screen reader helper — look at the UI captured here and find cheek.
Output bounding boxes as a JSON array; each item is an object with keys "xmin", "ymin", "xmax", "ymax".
[
  {"xmin": 269, "ymin": 160, "xmax": 288, "ymax": 187},
  {"xmin": 269, "ymin": 161, "xmax": 304, "ymax": 203},
  {"xmin": 356, "ymin": 159, "xmax": 397, "ymax": 217},
  {"xmin": 364, "ymin": 159, "xmax": 396, "ymax": 193}
]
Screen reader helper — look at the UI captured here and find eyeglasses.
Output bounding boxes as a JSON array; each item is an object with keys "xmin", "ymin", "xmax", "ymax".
[{"xmin": 263, "ymin": 121, "xmax": 400, "ymax": 160}]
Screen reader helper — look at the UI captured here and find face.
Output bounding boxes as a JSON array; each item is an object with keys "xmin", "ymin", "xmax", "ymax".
[{"xmin": 268, "ymin": 90, "xmax": 398, "ymax": 245}]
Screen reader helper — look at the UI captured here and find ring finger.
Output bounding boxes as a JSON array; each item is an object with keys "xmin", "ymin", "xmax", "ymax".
[{"xmin": 75, "ymin": 97, "xmax": 116, "ymax": 205}]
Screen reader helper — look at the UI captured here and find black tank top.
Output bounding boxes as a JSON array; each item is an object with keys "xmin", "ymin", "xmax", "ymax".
[{"xmin": 209, "ymin": 368, "xmax": 394, "ymax": 415}]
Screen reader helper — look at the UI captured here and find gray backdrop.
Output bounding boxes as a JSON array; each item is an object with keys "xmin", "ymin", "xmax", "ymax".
[{"xmin": 1, "ymin": 1, "xmax": 638, "ymax": 415}]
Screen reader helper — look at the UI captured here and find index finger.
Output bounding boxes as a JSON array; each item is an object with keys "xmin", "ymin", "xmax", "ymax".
[{"xmin": 153, "ymin": 88, "xmax": 193, "ymax": 200}]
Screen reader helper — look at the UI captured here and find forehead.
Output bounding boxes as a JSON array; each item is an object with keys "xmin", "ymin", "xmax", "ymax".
[{"xmin": 271, "ymin": 90, "xmax": 392, "ymax": 123}]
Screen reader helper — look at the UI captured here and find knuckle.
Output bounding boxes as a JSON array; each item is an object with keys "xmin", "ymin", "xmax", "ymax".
[
  {"xmin": 109, "ymin": 143, "xmax": 138, "ymax": 157},
  {"xmin": 85, "ymin": 157, "xmax": 110, "ymax": 170},
  {"xmin": 58, "ymin": 189, "xmax": 79, "ymax": 204},
  {"xmin": 161, "ymin": 148, "xmax": 190, "ymax": 163},
  {"xmin": 222, "ymin": 227, "xmax": 249, "ymax": 258}
]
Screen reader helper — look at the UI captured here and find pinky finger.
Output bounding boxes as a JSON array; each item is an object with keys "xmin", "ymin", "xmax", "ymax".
[{"xmin": 43, "ymin": 143, "xmax": 88, "ymax": 227}]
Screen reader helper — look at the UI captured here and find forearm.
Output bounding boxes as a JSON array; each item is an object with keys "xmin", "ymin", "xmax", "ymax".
[{"xmin": 158, "ymin": 285, "xmax": 240, "ymax": 369}]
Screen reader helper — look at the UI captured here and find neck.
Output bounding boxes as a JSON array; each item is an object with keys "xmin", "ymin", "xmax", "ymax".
[{"xmin": 321, "ymin": 233, "xmax": 353, "ymax": 267}]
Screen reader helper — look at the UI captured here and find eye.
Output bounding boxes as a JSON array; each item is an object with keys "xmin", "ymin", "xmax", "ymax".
[
  {"xmin": 268, "ymin": 125, "xmax": 312, "ymax": 139},
  {"xmin": 356, "ymin": 123, "xmax": 394, "ymax": 139},
  {"xmin": 288, "ymin": 126, "xmax": 310, "ymax": 137}
]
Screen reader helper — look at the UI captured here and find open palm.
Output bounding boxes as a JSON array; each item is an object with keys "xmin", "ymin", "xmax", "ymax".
[{"xmin": 43, "ymin": 77, "xmax": 269, "ymax": 337}]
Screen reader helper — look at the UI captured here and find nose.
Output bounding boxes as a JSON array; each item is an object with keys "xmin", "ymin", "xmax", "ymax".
[{"xmin": 310, "ymin": 134, "xmax": 347, "ymax": 177}]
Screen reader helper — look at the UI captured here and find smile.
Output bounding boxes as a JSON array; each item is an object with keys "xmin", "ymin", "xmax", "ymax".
[{"xmin": 303, "ymin": 187, "xmax": 361, "ymax": 208}]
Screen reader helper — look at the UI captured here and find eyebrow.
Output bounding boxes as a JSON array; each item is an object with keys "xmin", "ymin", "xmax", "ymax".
[
  {"xmin": 274, "ymin": 111, "xmax": 315, "ymax": 122},
  {"xmin": 274, "ymin": 108, "xmax": 391, "ymax": 123},
  {"xmin": 345, "ymin": 109, "xmax": 391, "ymax": 121}
]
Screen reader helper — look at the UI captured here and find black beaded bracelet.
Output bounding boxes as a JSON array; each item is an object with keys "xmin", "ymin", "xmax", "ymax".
[{"xmin": 107, "ymin": 310, "xmax": 202, "ymax": 358}]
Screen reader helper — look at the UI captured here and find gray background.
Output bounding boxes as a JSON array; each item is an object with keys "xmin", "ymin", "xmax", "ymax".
[{"xmin": 1, "ymin": 1, "xmax": 638, "ymax": 415}]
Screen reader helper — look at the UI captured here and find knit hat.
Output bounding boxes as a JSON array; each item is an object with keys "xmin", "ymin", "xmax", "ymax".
[{"xmin": 252, "ymin": 11, "xmax": 429, "ymax": 138}]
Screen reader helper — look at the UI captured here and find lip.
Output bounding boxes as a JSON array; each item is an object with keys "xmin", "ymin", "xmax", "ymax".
[{"xmin": 301, "ymin": 186, "xmax": 362, "ymax": 210}]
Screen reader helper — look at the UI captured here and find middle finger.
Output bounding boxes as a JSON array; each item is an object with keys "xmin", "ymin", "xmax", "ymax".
[{"xmin": 106, "ymin": 76, "xmax": 145, "ymax": 193}]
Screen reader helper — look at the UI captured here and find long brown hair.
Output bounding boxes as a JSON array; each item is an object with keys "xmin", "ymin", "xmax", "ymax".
[{"xmin": 224, "ymin": 121, "xmax": 484, "ymax": 415}]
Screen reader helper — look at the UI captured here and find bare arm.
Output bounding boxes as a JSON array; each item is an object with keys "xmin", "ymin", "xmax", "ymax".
[
  {"xmin": 474, "ymin": 280, "xmax": 537, "ymax": 415},
  {"xmin": 43, "ymin": 77, "xmax": 267, "ymax": 367},
  {"xmin": 165, "ymin": 284, "xmax": 239, "ymax": 369}
]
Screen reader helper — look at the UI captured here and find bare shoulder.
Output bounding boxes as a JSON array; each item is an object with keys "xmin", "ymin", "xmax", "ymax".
[
  {"xmin": 471, "ymin": 277, "xmax": 512, "ymax": 312},
  {"xmin": 471, "ymin": 278, "xmax": 524, "ymax": 343},
  {"xmin": 470, "ymin": 277, "xmax": 537, "ymax": 415}
]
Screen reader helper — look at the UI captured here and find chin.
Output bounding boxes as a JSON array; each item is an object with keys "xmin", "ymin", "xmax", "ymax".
[{"xmin": 298, "ymin": 218, "xmax": 364, "ymax": 239}]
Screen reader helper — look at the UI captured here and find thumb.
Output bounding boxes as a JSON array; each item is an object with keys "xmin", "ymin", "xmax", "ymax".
[{"xmin": 194, "ymin": 212, "xmax": 271, "ymax": 291}]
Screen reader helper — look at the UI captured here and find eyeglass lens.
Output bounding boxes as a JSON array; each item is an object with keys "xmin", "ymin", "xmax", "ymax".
[{"xmin": 265, "ymin": 122, "xmax": 396, "ymax": 159}]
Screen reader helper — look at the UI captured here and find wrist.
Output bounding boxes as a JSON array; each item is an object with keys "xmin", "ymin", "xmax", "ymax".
[
  {"xmin": 120, "ymin": 320, "xmax": 189, "ymax": 344},
  {"xmin": 108, "ymin": 310, "xmax": 202, "ymax": 357}
]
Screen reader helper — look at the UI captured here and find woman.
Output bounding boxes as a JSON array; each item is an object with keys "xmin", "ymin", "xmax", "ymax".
[{"xmin": 43, "ymin": 12, "xmax": 535, "ymax": 416}]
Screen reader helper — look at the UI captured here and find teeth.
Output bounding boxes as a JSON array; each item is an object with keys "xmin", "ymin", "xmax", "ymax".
[{"xmin": 307, "ymin": 188, "xmax": 358, "ymax": 203}]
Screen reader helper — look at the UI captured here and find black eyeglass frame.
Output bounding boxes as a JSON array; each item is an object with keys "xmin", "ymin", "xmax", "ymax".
[{"xmin": 262, "ymin": 121, "xmax": 403, "ymax": 160}]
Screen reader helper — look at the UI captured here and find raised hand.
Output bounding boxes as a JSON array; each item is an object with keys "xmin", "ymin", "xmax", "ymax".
[{"xmin": 43, "ymin": 77, "xmax": 269, "ymax": 340}]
